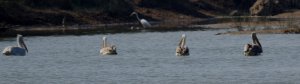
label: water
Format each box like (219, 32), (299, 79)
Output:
(0, 30), (299, 84)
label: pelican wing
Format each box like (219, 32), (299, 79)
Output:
(244, 44), (249, 52)
(2, 46), (26, 56)
(21, 40), (28, 52)
(100, 47), (117, 55)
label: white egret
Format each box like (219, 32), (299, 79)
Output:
(130, 12), (152, 28)
(176, 34), (189, 56)
(62, 16), (66, 28)
(2, 34), (28, 56)
(100, 36), (117, 55)
(244, 32), (263, 56)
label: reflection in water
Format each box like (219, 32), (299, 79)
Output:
(0, 30), (299, 83)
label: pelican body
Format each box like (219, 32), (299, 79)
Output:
(176, 34), (189, 56)
(130, 12), (152, 28)
(2, 34), (28, 56)
(244, 32), (263, 56)
(100, 37), (117, 55)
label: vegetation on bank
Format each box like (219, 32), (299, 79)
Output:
(1, 0), (298, 26)
(0, 0), (299, 35)
(0, 0), (134, 26)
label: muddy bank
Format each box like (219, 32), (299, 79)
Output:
(0, 22), (209, 38)
(0, 18), (232, 37)
(213, 16), (300, 35)
(1, 17), (299, 38)
(217, 28), (300, 35)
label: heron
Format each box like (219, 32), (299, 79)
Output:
(62, 16), (66, 28)
(244, 32), (263, 56)
(100, 36), (117, 55)
(2, 34), (28, 56)
(176, 34), (189, 56)
(130, 12), (152, 28)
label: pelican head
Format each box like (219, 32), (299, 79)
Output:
(180, 34), (186, 47)
(17, 34), (22, 37)
(251, 32), (257, 38)
(17, 34), (24, 42)
(182, 34), (186, 38)
(103, 36), (107, 41)
(244, 44), (251, 52)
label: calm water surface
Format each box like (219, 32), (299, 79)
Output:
(0, 30), (299, 84)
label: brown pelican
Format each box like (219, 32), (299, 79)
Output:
(130, 12), (152, 28)
(100, 36), (117, 55)
(244, 32), (263, 56)
(2, 34), (28, 56)
(176, 34), (189, 56)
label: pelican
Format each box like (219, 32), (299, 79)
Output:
(130, 12), (152, 28)
(244, 32), (263, 56)
(100, 36), (117, 55)
(176, 34), (189, 56)
(2, 34), (28, 56)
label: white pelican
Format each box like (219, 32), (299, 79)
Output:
(176, 34), (189, 56)
(244, 32), (263, 56)
(2, 34), (28, 56)
(100, 36), (117, 55)
(130, 12), (152, 28)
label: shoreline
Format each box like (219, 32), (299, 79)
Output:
(0, 24), (208, 38)
(1, 17), (299, 37)
(216, 28), (300, 35)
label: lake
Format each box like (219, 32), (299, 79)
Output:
(0, 30), (299, 84)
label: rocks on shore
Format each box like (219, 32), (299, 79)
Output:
(250, 0), (300, 16)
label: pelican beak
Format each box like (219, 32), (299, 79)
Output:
(22, 41), (28, 53)
(20, 38), (28, 53)
(24, 44), (28, 53)
(182, 34), (186, 38)
(180, 34), (186, 48)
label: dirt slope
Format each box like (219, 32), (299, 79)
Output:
(0, 0), (298, 27)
